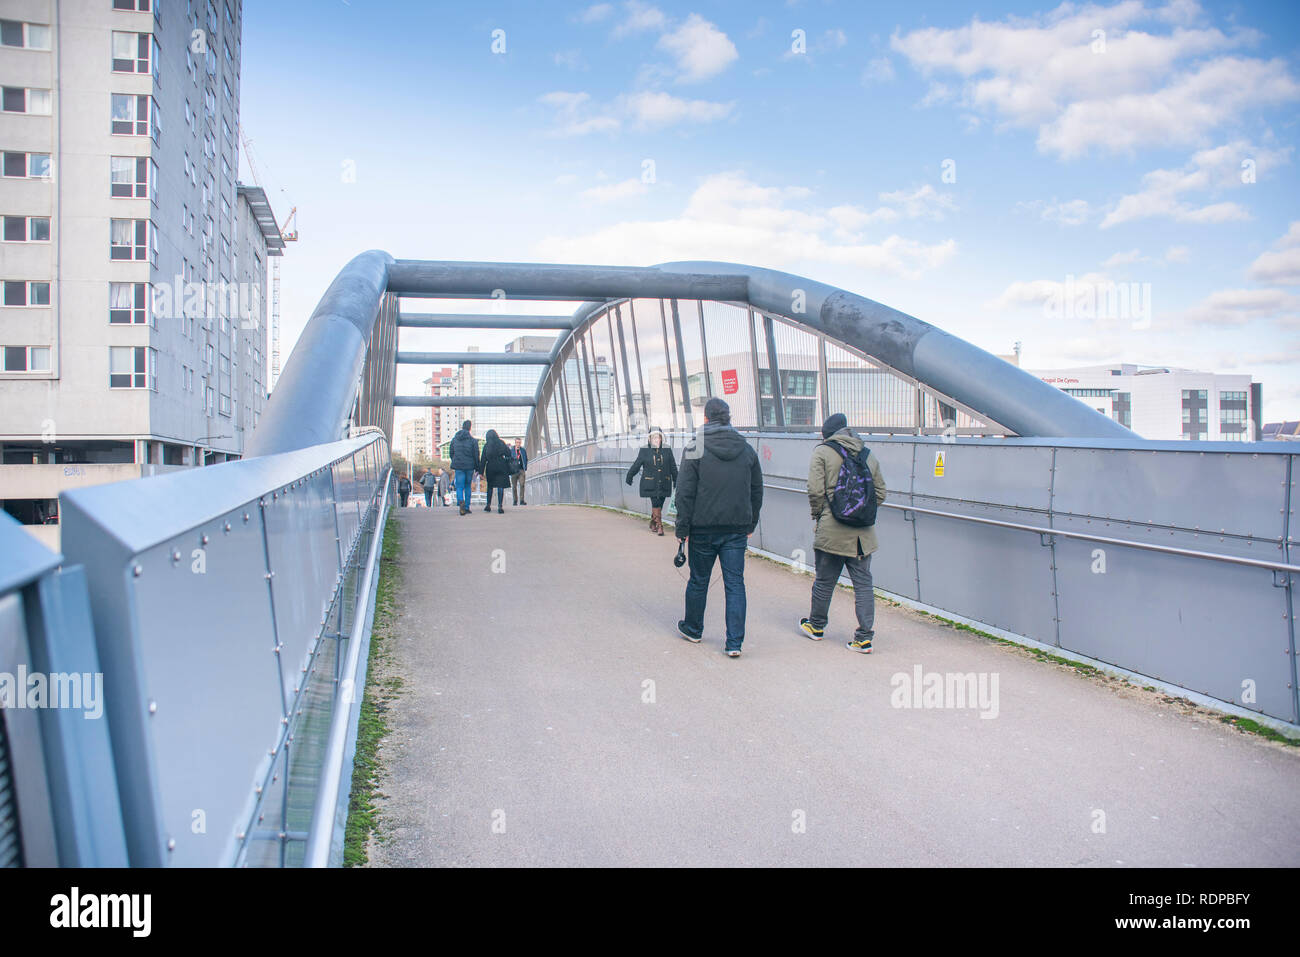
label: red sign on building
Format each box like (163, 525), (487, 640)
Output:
(721, 369), (739, 395)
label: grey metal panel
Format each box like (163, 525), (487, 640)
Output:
(912, 442), (1055, 512)
(0, 514), (61, 594)
(1052, 446), (1289, 540)
(263, 469), (342, 709)
(911, 504), (1060, 641)
(25, 567), (129, 866)
(127, 505), (282, 866)
(1054, 529), (1295, 723)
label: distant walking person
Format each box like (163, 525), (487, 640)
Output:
(419, 468), (437, 507)
(511, 437), (529, 505)
(450, 420), (480, 515)
(397, 473), (412, 508)
(479, 429), (513, 514)
(625, 427), (677, 535)
(674, 398), (763, 658)
(435, 467), (450, 506)
(801, 413), (887, 654)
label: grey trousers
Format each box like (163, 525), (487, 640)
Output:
(511, 471), (526, 504)
(808, 548), (874, 640)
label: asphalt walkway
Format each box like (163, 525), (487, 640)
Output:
(368, 503), (1300, 867)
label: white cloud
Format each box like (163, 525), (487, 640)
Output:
(613, 1), (667, 37)
(1164, 244), (1190, 262)
(537, 171), (957, 279)
(540, 89), (733, 134)
(877, 184), (956, 221)
(861, 57), (895, 83)
(580, 178), (650, 202)
(1248, 221), (1300, 285)
(1102, 249), (1145, 268)
(553, 50), (584, 70)
(1100, 141), (1289, 228)
(987, 272), (1111, 311)
(1183, 287), (1300, 326)
(578, 3), (613, 23)
(657, 13), (738, 82)
(890, 2), (1300, 158)
(623, 90), (734, 128)
(1019, 198), (1091, 226)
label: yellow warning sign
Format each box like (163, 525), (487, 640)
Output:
(934, 451), (945, 477)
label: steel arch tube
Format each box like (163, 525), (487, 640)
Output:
(247, 250), (394, 457)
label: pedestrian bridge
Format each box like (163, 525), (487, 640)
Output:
(2, 254), (1296, 867)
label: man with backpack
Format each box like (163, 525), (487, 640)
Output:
(801, 413), (887, 653)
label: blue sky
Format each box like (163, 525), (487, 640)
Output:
(238, 0), (1300, 425)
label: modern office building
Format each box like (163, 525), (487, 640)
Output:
(1027, 364), (1261, 441)
(0, 0), (282, 547)
(440, 337), (553, 448)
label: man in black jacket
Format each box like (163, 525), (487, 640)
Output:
(674, 397), (763, 657)
(449, 420), (480, 515)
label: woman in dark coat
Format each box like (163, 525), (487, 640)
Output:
(625, 427), (677, 535)
(479, 429), (514, 514)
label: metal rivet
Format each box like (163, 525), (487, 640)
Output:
(223, 521), (231, 533)
(243, 512), (250, 523)
(148, 701), (157, 714)
(201, 534), (209, 545)
(167, 838), (176, 851)
(171, 550), (181, 562)
(133, 564), (143, 577)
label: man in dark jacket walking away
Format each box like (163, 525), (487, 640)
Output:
(397, 473), (412, 508)
(801, 413), (887, 653)
(674, 398), (763, 658)
(418, 468), (437, 507)
(449, 420), (480, 515)
(511, 437), (528, 505)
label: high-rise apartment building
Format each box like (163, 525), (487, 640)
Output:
(0, 0), (284, 547)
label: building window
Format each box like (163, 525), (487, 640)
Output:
(110, 155), (154, 199)
(3, 281), (50, 306)
(110, 218), (149, 260)
(112, 0), (153, 10)
(110, 93), (156, 136)
(1, 21), (52, 50)
(2, 87), (52, 114)
(111, 31), (152, 73)
(109, 346), (155, 389)
(3, 345), (51, 373)
(3, 216), (50, 242)
(2, 151), (51, 178)
(109, 282), (149, 324)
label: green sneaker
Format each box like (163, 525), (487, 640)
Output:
(798, 618), (824, 641)
(846, 635), (873, 654)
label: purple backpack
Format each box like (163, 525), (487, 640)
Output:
(822, 442), (877, 527)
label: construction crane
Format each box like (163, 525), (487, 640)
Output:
(271, 206), (298, 387)
(239, 128), (298, 389)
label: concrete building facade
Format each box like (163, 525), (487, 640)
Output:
(1027, 364), (1261, 441)
(0, 0), (282, 547)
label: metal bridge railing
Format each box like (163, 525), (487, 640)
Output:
(47, 432), (393, 867)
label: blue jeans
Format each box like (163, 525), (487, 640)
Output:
(682, 531), (748, 650)
(454, 469), (472, 507)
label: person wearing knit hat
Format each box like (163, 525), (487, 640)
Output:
(801, 413), (888, 653)
(673, 395), (762, 657)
